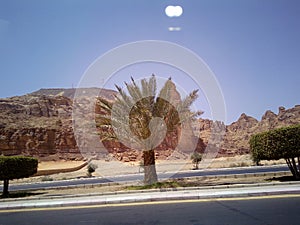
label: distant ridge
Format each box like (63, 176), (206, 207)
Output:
(30, 87), (117, 101)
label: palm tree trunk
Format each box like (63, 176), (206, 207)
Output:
(143, 149), (158, 185)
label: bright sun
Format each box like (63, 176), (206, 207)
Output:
(165, 5), (183, 17)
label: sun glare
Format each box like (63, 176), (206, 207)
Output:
(165, 5), (183, 17)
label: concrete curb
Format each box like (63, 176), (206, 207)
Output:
(1, 183), (300, 210)
(2, 179), (300, 202)
(0, 169), (294, 210)
(1, 180), (300, 208)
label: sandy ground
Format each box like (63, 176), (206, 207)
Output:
(38, 161), (85, 170)
(10, 172), (289, 199)
(7, 154), (286, 185)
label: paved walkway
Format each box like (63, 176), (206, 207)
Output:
(1, 182), (300, 210)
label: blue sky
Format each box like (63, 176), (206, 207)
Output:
(0, 0), (299, 124)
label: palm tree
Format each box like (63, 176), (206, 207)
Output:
(96, 75), (200, 185)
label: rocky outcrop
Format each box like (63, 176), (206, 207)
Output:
(0, 87), (299, 161)
(0, 93), (80, 160)
(0, 87), (205, 161)
(197, 105), (300, 157)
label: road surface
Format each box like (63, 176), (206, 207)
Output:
(1, 165), (289, 192)
(0, 195), (299, 225)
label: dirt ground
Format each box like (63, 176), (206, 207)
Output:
(11, 172), (291, 199)
(37, 154), (286, 171)
(38, 161), (84, 170)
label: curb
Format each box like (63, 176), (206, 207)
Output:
(1, 186), (300, 211)
(1, 179), (300, 203)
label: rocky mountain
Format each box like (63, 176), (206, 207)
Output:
(0, 88), (299, 161)
(30, 88), (116, 101)
(197, 105), (300, 157)
(0, 88), (115, 160)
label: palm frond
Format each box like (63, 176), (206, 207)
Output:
(95, 75), (201, 151)
(125, 81), (142, 103)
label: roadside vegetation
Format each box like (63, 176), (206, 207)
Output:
(87, 163), (98, 177)
(0, 156), (38, 197)
(190, 152), (202, 170)
(250, 124), (300, 179)
(126, 179), (210, 190)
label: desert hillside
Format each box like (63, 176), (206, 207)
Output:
(0, 87), (299, 161)
(197, 106), (300, 156)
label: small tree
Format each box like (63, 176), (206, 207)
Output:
(191, 152), (202, 170)
(0, 156), (38, 197)
(87, 163), (98, 177)
(250, 124), (300, 179)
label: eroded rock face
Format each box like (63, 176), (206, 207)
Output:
(0, 87), (204, 161)
(196, 105), (300, 157)
(0, 89), (111, 160)
(0, 94), (80, 160)
(0, 88), (299, 161)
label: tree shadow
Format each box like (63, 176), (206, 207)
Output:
(266, 175), (299, 182)
(1, 191), (46, 199)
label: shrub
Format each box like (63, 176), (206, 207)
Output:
(191, 152), (202, 170)
(0, 156), (38, 197)
(87, 163), (98, 177)
(250, 124), (300, 179)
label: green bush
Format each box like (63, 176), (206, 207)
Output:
(250, 124), (300, 178)
(0, 156), (38, 197)
(0, 156), (38, 180)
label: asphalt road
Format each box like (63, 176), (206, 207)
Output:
(2, 165), (289, 192)
(0, 195), (299, 225)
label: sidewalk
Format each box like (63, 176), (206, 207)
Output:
(1, 182), (300, 210)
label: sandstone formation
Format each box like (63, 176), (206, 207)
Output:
(197, 105), (300, 157)
(0, 87), (299, 161)
(0, 88), (115, 160)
